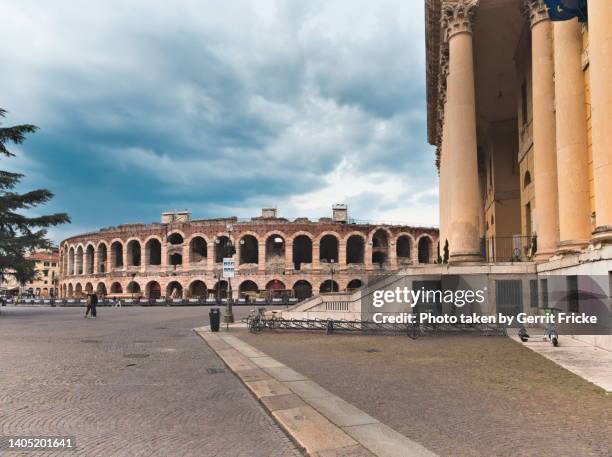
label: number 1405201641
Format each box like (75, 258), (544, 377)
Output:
(0, 436), (76, 451)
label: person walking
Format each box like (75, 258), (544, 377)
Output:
(85, 293), (92, 318)
(91, 292), (98, 318)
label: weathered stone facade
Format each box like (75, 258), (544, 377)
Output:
(427, 0), (612, 263)
(58, 208), (438, 300)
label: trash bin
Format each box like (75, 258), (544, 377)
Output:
(209, 307), (221, 332)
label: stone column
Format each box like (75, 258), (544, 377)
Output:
(338, 240), (347, 267)
(365, 241), (373, 271)
(312, 242), (320, 271)
(524, 0), (560, 259)
(258, 241), (266, 273)
(588, 0), (612, 242)
(285, 240), (294, 272)
(205, 240), (214, 271)
(182, 243), (190, 271)
(442, 0), (483, 263)
(161, 242), (168, 271)
(93, 249), (98, 275)
(388, 240), (397, 269)
(553, 19), (591, 252)
(122, 243), (128, 271)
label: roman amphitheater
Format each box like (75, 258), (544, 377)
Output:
(58, 206), (438, 301)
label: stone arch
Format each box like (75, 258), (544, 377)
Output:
(319, 280), (339, 293)
(110, 282), (123, 294)
(67, 283), (74, 298)
(127, 281), (141, 296)
(166, 281), (183, 299)
(346, 279), (363, 291)
(417, 235), (433, 264)
(239, 234), (259, 265)
(96, 282), (107, 296)
(75, 245), (84, 275)
(319, 233), (339, 263)
(396, 233), (414, 265)
(370, 228), (391, 266)
(265, 232), (286, 263)
(239, 280), (259, 297)
(167, 231), (184, 245)
(214, 234), (233, 263)
(213, 280), (229, 299)
(146, 281), (161, 299)
(266, 279), (286, 299)
(84, 282), (94, 294)
(292, 280), (312, 300)
(68, 246), (75, 275)
(169, 252), (183, 266)
(75, 283), (84, 298)
(189, 235), (208, 264)
(126, 239), (142, 267)
(346, 233), (365, 264)
(85, 244), (95, 274)
(96, 241), (108, 273)
(292, 234), (313, 270)
(189, 280), (208, 298)
(144, 236), (162, 266)
(110, 240), (124, 269)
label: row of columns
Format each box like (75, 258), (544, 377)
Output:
(63, 237), (434, 277)
(439, 0), (612, 263)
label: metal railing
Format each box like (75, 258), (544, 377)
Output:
(480, 235), (536, 263)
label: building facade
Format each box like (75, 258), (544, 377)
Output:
(58, 207), (438, 300)
(426, 0), (611, 268)
(0, 250), (60, 297)
(26, 250), (60, 297)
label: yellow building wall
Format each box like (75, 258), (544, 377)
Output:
(582, 26), (596, 228)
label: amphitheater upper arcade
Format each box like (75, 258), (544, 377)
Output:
(58, 208), (438, 300)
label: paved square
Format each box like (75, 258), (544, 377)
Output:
(237, 330), (612, 457)
(0, 306), (300, 457)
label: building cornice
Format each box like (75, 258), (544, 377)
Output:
(522, 0), (550, 29)
(442, 0), (479, 39)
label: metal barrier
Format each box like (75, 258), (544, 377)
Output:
(244, 315), (507, 339)
(5, 297), (299, 307)
(480, 235), (536, 262)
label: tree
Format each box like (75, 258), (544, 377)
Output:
(0, 109), (70, 286)
(442, 239), (449, 264)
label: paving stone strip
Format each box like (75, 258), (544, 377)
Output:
(194, 327), (438, 457)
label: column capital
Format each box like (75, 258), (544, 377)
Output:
(522, 0), (549, 29)
(442, 0), (479, 40)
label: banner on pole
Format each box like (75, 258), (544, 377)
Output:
(222, 258), (235, 278)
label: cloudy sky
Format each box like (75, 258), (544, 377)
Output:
(1, 0), (438, 244)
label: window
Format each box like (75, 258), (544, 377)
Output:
(540, 278), (549, 309)
(567, 275), (579, 313)
(529, 279), (539, 308)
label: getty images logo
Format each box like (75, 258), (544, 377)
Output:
(372, 286), (487, 308)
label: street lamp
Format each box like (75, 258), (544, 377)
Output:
(329, 259), (337, 293)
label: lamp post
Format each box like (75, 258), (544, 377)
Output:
(329, 259), (336, 292)
(216, 224), (236, 324)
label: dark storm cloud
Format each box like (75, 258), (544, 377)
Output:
(0, 0), (438, 242)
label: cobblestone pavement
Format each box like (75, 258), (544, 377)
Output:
(238, 331), (612, 457)
(0, 306), (301, 457)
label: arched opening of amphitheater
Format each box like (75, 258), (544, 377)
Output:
(372, 229), (389, 266)
(239, 235), (258, 265)
(418, 237), (432, 264)
(190, 280), (207, 299)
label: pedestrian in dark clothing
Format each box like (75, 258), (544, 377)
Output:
(85, 293), (92, 318)
(91, 293), (98, 318)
